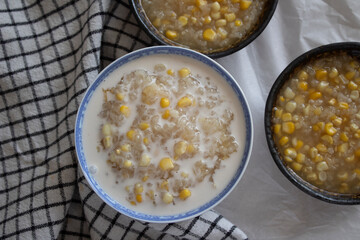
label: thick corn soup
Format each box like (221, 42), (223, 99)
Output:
(142, 0), (267, 52)
(82, 54), (246, 215)
(272, 53), (360, 194)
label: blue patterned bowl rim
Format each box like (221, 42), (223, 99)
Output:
(75, 46), (253, 223)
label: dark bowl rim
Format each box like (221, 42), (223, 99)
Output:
(130, 0), (278, 59)
(264, 42), (360, 205)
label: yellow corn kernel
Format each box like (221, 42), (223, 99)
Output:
(146, 189), (155, 200)
(123, 160), (133, 168)
(211, 1), (221, 11)
(240, 0), (252, 10)
(162, 109), (170, 119)
(211, 11), (221, 20)
(220, 5), (228, 14)
(309, 147), (318, 159)
(120, 105), (130, 117)
(181, 172), (189, 178)
(315, 69), (328, 81)
(160, 97), (170, 108)
(345, 71), (356, 80)
(125, 185), (131, 192)
(329, 67), (339, 78)
(178, 16), (188, 27)
(355, 148), (360, 157)
(338, 102), (349, 109)
(140, 154), (151, 167)
(130, 201), (136, 206)
(162, 192), (173, 204)
(165, 30), (178, 40)
(136, 194), (142, 203)
(159, 157), (174, 171)
(328, 98), (337, 105)
(279, 136), (289, 146)
(179, 189), (191, 200)
(298, 81), (308, 91)
(316, 161), (329, 171)
(152, 18), (161, 28)
(196, 0), (207, 7)
(178, 67), (190, 78)
(203, 15), (212, 24)
(203, 28), (216, 41)
(345, 155), (355, 163)
(298, 70), (308, 81)
(279, 96), (285, 102)
(225, 13), (236, 22)
(284, 148), (297, 159)
(102, 124), (112, 136)
(293, 139), (303, 150)
(103, 136), (112, 149)
(296, 153), (305, 163)
(115, 92), (124, 101)
(274, 108), (283, 118)
(307, 172), (318, 181)
(284, 156), (293, 163)
(142, 175), (149, 182)
(337, 171), (348, 181)
(215, 19), (227, 27)
(281, 113), (292, 122)
(115, 148), (121, 155)
(174, 141), (188, 157)
(348, 81), (358, 90)
(167, 69), (174, 76)
(325, 123), (337, 136)
(332, 116), (342, 126)
(314, 154), (324, 163)
(134, 183), (143, 194)
(121, 144), (131, 152)
(309, 91), (322, 100)
(314, 107), (322, 115)
(316, 143), (327, 152)
(291, 162), (303, 172)
(282, 122), (295, 134)
(139, 122), (150, 131)
(234, 19), (242, 26)
(177, 96), (193, 107)
(273, 124), (281, 135)
(312, 124), (320, 132)
(337, 143), (349, 153)
(160, 180), (169, 191)
(321, 135), (333, 144)
(126, 129), (136, 141)
(186, 144), (195, 154)
(143, 137), (149, 145)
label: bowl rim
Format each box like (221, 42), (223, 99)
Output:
(264, 42), (360, 205)
(75, 46), (254, 222)
(130, 0), (278, 58)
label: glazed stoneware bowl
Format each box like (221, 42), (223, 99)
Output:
(265, 42), (360, 204)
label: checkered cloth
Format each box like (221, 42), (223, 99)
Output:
(0, 0), (248, 239)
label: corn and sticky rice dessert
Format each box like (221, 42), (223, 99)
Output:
(272, 53), (360, 194)
(82, 54), (245, 215)
(141, 0), (267, 51)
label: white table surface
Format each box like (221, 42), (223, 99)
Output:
(214, 0), (360, 239)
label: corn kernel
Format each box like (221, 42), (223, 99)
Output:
(240, 0), (252, 10)
(284, 87), (295, 99)
(159, 157), (174, 171)
(307, 172), (318, 181)
(291, 162), (303, 172)
(177, 96), (193, 107)
(115, 92), (124, 101)
(354, 168), (360, 177)
(160, 180), (169, 191)
(139, 122), (150, 131)
(136, 194), (142, 203)
(162, 192), (173, 204)
(115, 148), (121, 155)
(284, 148), (297, 159)
(178, 16), (188, 27)
(121, 144), (131, 152)
(186, 144), (195, 154)
(203, 28), (216, 41)
(298, 81), (308, 91)
(234, 19), (242, 26)
(120, 105), (130, 117)
(285, 101), (297, 113)
(130, 201), (136, 206)
(179, 189), (191, 200)
(174, 141), (188, 157)
(282, 122), (295, 134)
(314, 154), (324, 163)
(126, 129), (136, 141)
(215, 19), (227, 27)
(337, 171), (348, 181)
(143, 137), (149, 145)
(152, 18), (161, 28)
(315, 69), (328, 81)
(167, 69), (174, 76)
(225, 13), (236, 22)
(217, 27), (228, 39)
(340, 132), (348, 142)
(321, 135), (333, 144)
(181, 172), (189, 178)
(332, 116), (342, 126)
(178, 67), (190, 78)
(160, 97), (170, 108)
(103, 136), (112, 149)
(162, 109), (170, 119)
(337, 143), (349, 153)
(203, 15), (212, 24)
(345, 155), (355, 163)
(279, 136), (289, 146)
(293, 139), (303, 150)
(296, 153), (305, 163)
(325, 123), (337, 136)
(139, 154), (151, 167)
(348, 81), (358, 90)
(211, 1), (221, 11)
(309, 147), (318, 159)
(273, 124), (281, 135)
(134, 183), (143, 194)
(329, 67), (339, 78)
(211, 11), (221, 20)
(274, 108), (283, 118)
(338, 102), (349, 109)
(328, 98), (337, 105)
(316, 161), (329, 171)
(309, 91), (322, 100)
(345, 71), (356, 80)
(298, 70), (308, 81)
(279, 96), (285, 102)
(316, 143), (327, 152)
(102, 124), (112, 136)
(165, 30), (178, 40)
(282, 113), (292, 121)
(142, 175), (149, 182)
(123, 160), (133, 168)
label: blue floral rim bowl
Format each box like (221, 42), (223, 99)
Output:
(75, 46), (253, 222)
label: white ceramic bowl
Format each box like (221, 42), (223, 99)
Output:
(75, 46), (253, 222)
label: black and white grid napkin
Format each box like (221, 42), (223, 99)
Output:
(0, 1), (248, 239)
